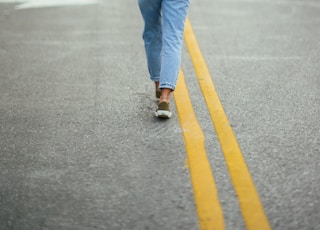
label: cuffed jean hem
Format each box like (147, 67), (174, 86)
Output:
(151, 76), (160, 82)
(159, 82), (175, 91)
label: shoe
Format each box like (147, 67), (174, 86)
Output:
(155, 101), (172, 118)
(156, 90), (161, 99)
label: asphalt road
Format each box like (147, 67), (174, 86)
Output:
(0, 0), (319, 230)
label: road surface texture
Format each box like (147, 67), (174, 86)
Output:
(0, 0), (319, 229)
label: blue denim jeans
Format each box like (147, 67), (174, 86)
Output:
(138, 0), (190, 90)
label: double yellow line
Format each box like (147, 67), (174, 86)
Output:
(174, 18), (272, 230)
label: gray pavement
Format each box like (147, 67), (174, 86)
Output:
(0, 0), (319, 230)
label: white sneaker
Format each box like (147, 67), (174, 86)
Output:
(155, 101), (172, 118)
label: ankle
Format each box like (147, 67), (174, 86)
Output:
(159, 96), (170, 103)
(155, 81), (160, 91)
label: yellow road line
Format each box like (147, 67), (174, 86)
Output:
(183, 17), (271, 230)
(174, 70), (225, 230)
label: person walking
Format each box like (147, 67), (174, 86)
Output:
(138, 0), (190, 118)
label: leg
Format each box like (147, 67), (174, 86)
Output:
(138, 0), (162, 83)
(155, 0), (190, 118)
(160, 0), (190, 91)
(159, 0), (190, 102)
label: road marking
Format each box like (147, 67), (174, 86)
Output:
(174, 70), (225, 230)
(183, 17), (272, 230)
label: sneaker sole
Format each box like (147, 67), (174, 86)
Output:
(155, 110), (172, 118)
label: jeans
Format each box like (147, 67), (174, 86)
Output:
(138, 0), (190, 90)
